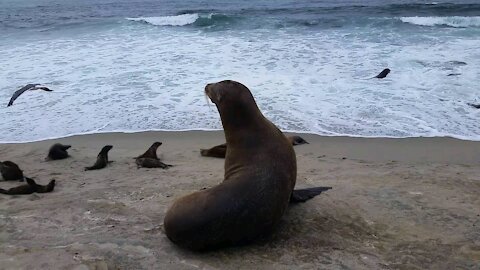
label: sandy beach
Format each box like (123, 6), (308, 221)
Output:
(0, 131), (479, 270)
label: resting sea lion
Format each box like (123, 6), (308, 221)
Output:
(135, 158), (172, 169)
(164, 80), (299, 251)
(46, 143), (71, 160)
(0, 161), (24, 181)
(0, 178), (55, 195)
(85, 145), (113, 171)
(289, 135), (309, 145)
(374, 68), (390, 79)
(135, 142), (162, 159)
(200, 143), (227, 158)
(200, 135), (308, 158)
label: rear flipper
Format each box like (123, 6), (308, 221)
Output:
(0, 188), (8, 194)
(290, 187), (332, 203)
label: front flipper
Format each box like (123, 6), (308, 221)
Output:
(290, 187), (332, 203)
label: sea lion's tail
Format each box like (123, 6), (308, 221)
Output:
(290, 187), (332, 203)
(0, 188), (8, 194)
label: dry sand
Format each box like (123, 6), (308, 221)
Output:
(0, 131), (479, 270)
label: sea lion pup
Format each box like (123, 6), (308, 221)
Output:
(135, 142), (162, 159)
(135, 158), (172, 169)
(84, 145), (113, 171)
(200, 135), (308, 158)
(164, 80), (297, 251)
(0, 161), (24, 181)
(374, 68), (390, 79)
(199, 143), (227, 158)
(0, 178), (55, 195)
(46, 143), (71, 160)
(288, 135), (309, 145)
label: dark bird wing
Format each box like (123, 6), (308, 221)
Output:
(34, 86), (53, 92)
(7, 84), (40, 107)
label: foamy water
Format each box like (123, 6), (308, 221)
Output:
(1, 0), (479, 142)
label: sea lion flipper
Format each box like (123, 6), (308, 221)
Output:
(0, 188), (7, 194)
(290, 187), (332, 203)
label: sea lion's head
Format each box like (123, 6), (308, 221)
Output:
(100, 145), (113, 154)
(205, 80), (262, 130)
(205, 80), (256, 108)
(151, 142), (162, 148)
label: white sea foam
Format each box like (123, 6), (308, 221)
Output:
(400, 16), (480, 28)
(126, 14), (200, 26)
(0, 26), (479, 142)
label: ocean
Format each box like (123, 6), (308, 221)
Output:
(1, 0), (479, 142)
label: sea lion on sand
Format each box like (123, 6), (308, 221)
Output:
(135, 158), (172, 169)
(164, 80), (298, 251)
(46, 143), (71, 160)
(374, 68), (390, 79)
(135, 142), (162, 159)
(85, 145), (113, 171)
(0, 161), (24, 181)
(200, 143), (227, 158)
(0, 178), (55, 195)
(200, 135), (309, 158)
(288, 135), (309, 145)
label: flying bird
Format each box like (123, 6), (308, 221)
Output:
(7, 84), (53, 107)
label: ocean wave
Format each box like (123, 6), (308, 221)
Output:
(126, 14), (199, 26)
(400, 16), (480, 28)
(126, 13), (236, 27)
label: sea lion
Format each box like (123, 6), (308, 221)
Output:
(288, 135), (309, 145)
(84, 145), (113, 171)
(467, 103), (480, 109)
(0, 161), (24, 181)
(135, 158), (172, 169)
(164, 80), (298, 251)
(200, 135), (308, 158)
(7, 84), (53, 107)
(135, 142), (162, 159)
(374, 68), (390, 79)
(200, 143), (227, 158)
(0, 178), (55, 195)
(46, 143), (71, 160)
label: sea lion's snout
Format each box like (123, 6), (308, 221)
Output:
(205, 83), (220, 104)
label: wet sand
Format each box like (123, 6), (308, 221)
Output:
(0, 131), (479, 269)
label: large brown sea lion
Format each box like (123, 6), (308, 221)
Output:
(0, 161), (24, 181)
(200, 135), (309, 158)
(85, 145), (113, 171)
(0, 178), (55, 195)
(46, 143), (71, 160)
(164, 80), (316, 251)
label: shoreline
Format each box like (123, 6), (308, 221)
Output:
(3, 130), (480, 164)
(2, 128), (480, 145)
